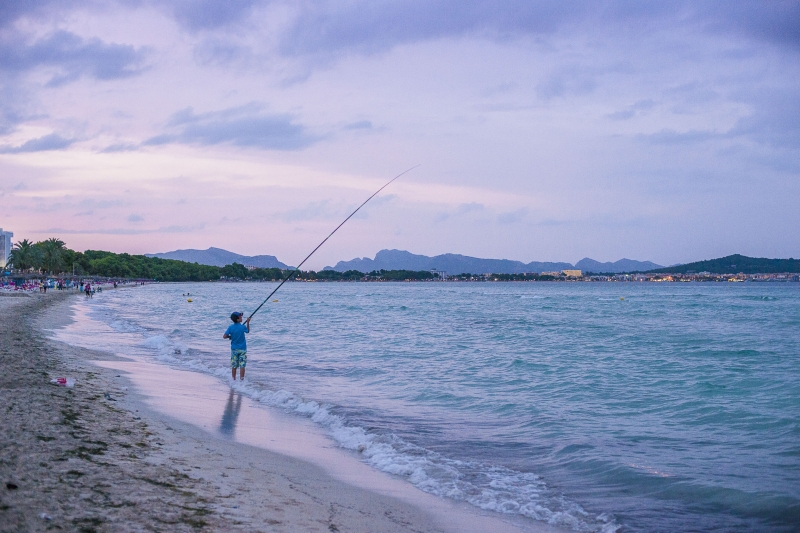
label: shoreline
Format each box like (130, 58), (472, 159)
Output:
(2, 291), (560, 532)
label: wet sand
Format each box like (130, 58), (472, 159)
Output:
(1, 291), (561, 533)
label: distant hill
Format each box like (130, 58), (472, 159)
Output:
(648, 254), (800, 274)
(324, 249), (659, 274)
(146, 247), (291, 269)
(575, 257), (663, 273)
(146, 246), (666, 275)
(325, 249), (571, 274)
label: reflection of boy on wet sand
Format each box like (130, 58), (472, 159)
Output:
(219, 390), (243, 436)
(223, 312), (250, 380)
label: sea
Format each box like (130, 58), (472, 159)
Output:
(54, 282), (800, 532)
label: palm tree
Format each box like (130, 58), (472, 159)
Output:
(8, 239), (38, 271)
(38, 238), (66, 274)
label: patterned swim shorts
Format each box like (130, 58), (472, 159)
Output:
(230, 349), (247, 369)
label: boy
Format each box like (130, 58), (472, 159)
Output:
(223, 312), (251, 380)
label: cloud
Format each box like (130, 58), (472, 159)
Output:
(274, 1), (800, 60)
(127, 214), (144, 223)
(699, 2), (800, 50)
(37, 224), (205, 235)
(0, 103), (25, 136)
(497, 207), (528, 224)
(0, 133), (75, 153)
(0, 31), (147, 86)
(20, 198), (127, 214)
(435, 202), (485, 222)
(637, 91), (800, 150)
(457, 202), (485, 214)
(728, 91), (800, 149)
(351, 193), (398, 220)
(536, 68), (597, 100)
(168, 0), (261, 31)
(0, 0), (65, 30)
(100, 143), (139, 153)
(608, 99), (656, 121)
(143, 104), (318, 150)
(343, 120), (373, 130)
(193, 38), (252, 65)
(280, 200), (339, 222)
(640, 129), (718, 145)
(277, 1), (583, 57)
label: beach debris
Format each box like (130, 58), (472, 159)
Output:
(104, 392), (117, 401)
(39, 513), (52, 521)
(6, 482), (18, 490)
(50, 377), (75, 388)
(357, 444), (366, 453)
(174, 348), (182, 354)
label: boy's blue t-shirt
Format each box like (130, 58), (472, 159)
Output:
(225, 323), (248, 350)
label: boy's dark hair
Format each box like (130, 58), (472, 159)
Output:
(230, 312), (242, 322)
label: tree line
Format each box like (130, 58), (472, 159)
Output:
(8, 239), (225, 281)
(647, 254), (800, 275)
(5, 240), (447, 282)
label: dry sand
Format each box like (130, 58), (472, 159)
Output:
(1, 291), (560, 533)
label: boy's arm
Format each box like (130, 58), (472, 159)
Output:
(223, 325), (231, 339)
(245, 317), (251, 333)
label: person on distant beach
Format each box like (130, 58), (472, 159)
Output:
(85, 283), (91, 298)
(223, 312), (251, 380)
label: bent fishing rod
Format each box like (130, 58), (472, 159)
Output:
(247, 165), (420, 320)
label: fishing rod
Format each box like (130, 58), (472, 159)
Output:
(247, 165), (420, 320)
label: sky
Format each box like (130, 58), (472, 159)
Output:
(1, 0), (798, 269)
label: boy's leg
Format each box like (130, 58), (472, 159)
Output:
(231, 367), (237, 380)
(239, 351), (246, 380)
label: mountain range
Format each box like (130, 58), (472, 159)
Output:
(574, 257), (664, 273)
(324, 249), (662, 274)
(145, 247), (662, 274)
(145, 247), (291, 269)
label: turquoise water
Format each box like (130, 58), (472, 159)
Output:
(64, 282), (800, 532)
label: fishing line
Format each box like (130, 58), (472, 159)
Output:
(247, 165), (420, 320)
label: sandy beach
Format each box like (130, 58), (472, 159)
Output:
(1, 290), (557, 533)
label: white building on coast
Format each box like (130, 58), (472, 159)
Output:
(0, 228), (12, 269)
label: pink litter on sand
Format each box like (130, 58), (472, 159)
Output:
(51, 377), (75, 388)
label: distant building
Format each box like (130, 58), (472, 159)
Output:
(429, 269), (447, 280)
(562, 269), (582, 277)
(245, 265), (258, 271)
(541, 271), (562, 277)
(0, 228), (12, 269)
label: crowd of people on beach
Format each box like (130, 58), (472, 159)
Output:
(1, 278), (128, 293)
